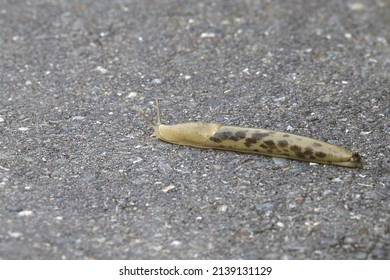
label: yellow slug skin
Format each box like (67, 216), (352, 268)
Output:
(138, 100), (361, 168)
(156, 124), (361, 167)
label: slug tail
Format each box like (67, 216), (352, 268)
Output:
(330, 152), (361, 168)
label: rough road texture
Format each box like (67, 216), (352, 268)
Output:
(0, 0), (389, 259)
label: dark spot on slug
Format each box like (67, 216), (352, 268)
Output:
(235, 131), (246, 139)
(210, 131), (234, 142)
(303, 147), (313, 155)
(278, 140), (289, 147)
(290, 145), (302, 152)
(283, 134), (290, 137)
(313, 142), (322, 147)
(252, 132), (270, 140)
(264, 140), (276, 149)
(244, 132), (270, 147)
(229, 136), (239, 141)
(315, 151), (326, 158)
(210, 137), (222, 143)
(244, 138), (257, 147)
(260, 144), (268, 149)
(253, 149), (259, 152)
(229, 131), (246, 141)
(290, 145), (306, 158)
(295, 152), (306, 159)
(220, 131), (234, 139)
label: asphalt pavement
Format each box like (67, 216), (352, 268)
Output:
(0, 0), (389, 259)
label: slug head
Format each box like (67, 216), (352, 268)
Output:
(137, 99), (221, 144)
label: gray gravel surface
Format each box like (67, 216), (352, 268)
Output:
(0, 0), (389, 259)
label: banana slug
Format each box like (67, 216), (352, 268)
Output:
(137, 100), (361, 168)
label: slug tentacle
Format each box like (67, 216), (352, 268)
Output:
(136, 108), (157, 128)
(136, 99), (162, 137)
(137, 100), (361, 168)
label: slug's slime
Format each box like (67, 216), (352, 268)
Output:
(137, 100), (361, 168)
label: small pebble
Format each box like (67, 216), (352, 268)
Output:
(9, 232), (23, 238)
(96, 66), (108, 73)
(354, 252), (367, 259)
(276, 222), (285, 228)
(132, 157), (142, 164)
(18, 210), (33, 217)
(171, 240), (182, 246)
(151, 78), (163, 85)
(6, 204), (23, 212)
(332, 177), (343, 183)
(72, 116), (84, 121)
(255, 202), (275, 213)
(127, 92), (137, 98)
(161, 184), (176, 193)
(200, 32), (216, 38)
(347, 3), (366, 11)
(217, 205), (228, 212)
(272, 157), (288, 165)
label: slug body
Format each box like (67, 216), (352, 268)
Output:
(138, 100), (361, 168)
